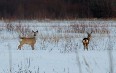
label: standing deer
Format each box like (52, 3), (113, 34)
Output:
(18, 30), (38, 50)
(82, 32), (92, 50)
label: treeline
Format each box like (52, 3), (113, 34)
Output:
(0, 0), (115, 19)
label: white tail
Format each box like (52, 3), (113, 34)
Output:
(18, 30), (38, 50)
(82, 32), (92, 50)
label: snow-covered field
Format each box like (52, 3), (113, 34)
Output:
(0, 20), (116, 73)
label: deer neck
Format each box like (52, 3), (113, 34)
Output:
(87, 36), (91, 41)
(33, 35), (37, 39)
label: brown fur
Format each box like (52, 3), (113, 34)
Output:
(18, 30), (38, 50)
(82, 32), (92, 50)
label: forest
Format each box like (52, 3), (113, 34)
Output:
(0, 0), (115, 19)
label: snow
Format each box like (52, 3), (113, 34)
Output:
(0, 20), (116, 73)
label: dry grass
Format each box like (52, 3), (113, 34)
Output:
(70, 24), (110, 34)
(0, 20), (115, 52)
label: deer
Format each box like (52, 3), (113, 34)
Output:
(82, 32), (92, 51)
(18, 30), (38, 50)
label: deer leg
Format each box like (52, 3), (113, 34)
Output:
(87, 47), (88, 51)
(31, 44), (35, 50)
(18, 44), (22, 50)
(18, 42), (24, 50)
(83, 43), (85, 50)
(86, 44), (88, 51)
(84, 44), (87, 51)
(84, 46), (86, 50)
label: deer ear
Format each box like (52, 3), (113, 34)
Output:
(91, 31), (93, 34)
(36, 30), (38, 33)
(86, 32), (89, 34)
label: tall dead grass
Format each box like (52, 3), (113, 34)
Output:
(0, 20), (115, 52)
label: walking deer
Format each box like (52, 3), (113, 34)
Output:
(82, 32), (92, 50)
(18, 30), (38, 50)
